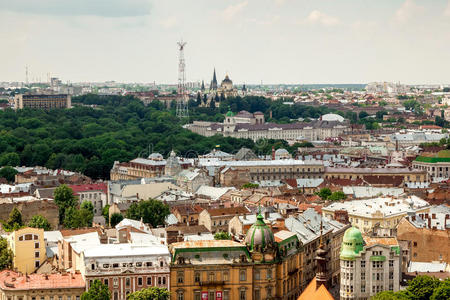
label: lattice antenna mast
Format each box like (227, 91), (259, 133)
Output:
(176, 40), (189, 118)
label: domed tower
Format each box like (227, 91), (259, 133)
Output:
(165, 150), (181, 176)
(244, 213), (275, 262)
(221, 74), (233, 91)
(340, 227), (364, 299)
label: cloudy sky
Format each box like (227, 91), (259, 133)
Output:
(1, 0), (449, 84)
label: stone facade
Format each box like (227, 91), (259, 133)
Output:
(0, 200), (59, 230)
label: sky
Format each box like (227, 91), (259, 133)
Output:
(1, 0), (450, 85)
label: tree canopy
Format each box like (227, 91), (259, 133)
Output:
(127, 287), (169, 300)
(81, 279), (110, 300)
(214, 232), (232, 240)
(54, 184), (77, 223)
(28, 215), (52, 231)
(0, 237), (12, 270)
(0, 166), (18, 183)
(126, 199), (170, 228)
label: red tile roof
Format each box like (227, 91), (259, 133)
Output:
(0, 270), (85, 290)
(206, 206), (250, 217)
(68, 183), (107, 195)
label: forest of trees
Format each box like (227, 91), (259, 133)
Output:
(0, 94), (323, 180)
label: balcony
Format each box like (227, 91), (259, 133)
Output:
(199, 280), (225, 286)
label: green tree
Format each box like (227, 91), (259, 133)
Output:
(0, 153), (20, 167)
(328, 191), (346, 201)
(0, 166), (18, 183)
(0, 237), (13, 270)
(81, 279), (111, 300)
(63, 206), (93, 229)
(28, 215), (52, 231)
(126, 199), (170, 228)
(81, 201), (94, 213)
(110, 213), (124, 228)
(214, 231), (232, 240)
(127, 287), (170, 300)
(359, 111), (369, 119)
(7, 207), (23, 230)
(406, 275), (440, 300)
(242, 182), (259, 189)
(431, 278), (450, 300)
(54, 185), (77, 223)
(102, 204), (110, 225)
(316, 188), (332, 200)
(370, 291), (409, 300)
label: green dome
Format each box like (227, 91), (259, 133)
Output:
(245, 213), (274, 252)
(340, 226), (364, 260)
(226, 110), (235, 117)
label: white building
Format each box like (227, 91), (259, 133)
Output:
(340, 227), (402, 300)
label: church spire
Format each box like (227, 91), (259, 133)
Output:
(201, 80), (205, 91)
(315, 218), (329, 289)
(211, 68), (218, 90)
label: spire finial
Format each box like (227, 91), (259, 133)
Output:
(319, 217), (324, 248)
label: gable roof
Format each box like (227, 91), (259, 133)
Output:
(298, 278), (334, 300)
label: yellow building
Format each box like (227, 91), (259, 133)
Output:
(169, 214), (303, 300)
(7, 227), (46, 274)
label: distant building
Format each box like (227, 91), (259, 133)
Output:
(412, 150), (450, 179)
(14, 94), (71, 109)
(324, 166), (428, 183)
(396, 205), (450, 263)
(323, 196), (430, 233)
(339, 227), (402, 299)
(69, 183), (107, 216)
(7, 227), (46, 274)
(187, 110), (350, 142)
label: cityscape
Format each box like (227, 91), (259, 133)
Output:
(0, 1), (450, 300)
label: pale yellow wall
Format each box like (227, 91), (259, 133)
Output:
(7, 227), (45, 274)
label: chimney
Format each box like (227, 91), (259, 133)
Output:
(272, 147), (275, 160)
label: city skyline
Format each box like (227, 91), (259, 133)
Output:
(1, 0), (450, 84)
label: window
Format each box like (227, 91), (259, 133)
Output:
(35, 242), (39, 249)
(361, 273), (365, 280)
(389, 260), (394, 267)
(255, 269), (260, 280)
(147, 277), (152, 285)
(163, 277), (166, 285)
(138, 277), (143, 286)
(223, 271), (229, 282)
(266, 268), (272, 279)
(114, 292), (118, 300)
(194, 292), (201, 300)
(160, 261), (164, 267)
(35, 251), (40, 258)
(240, 270), (246, 281)
(158, 277), (162, 285)
(35, 260), (40, 268)
(113, 278), (118, 287)
(177, 292), (184, 300)
(389, 272), (394, 280)
(223, 290), (230, 300)
(113, 263), (119, 268)
(146, 262), (153, 267)
(209, 272), (215, 282)
(254, 289), (261, 300)
(389, 283), (394, 291)
(68, 297), (71, 300)
(126, 277), (131, 287)
(136, 262), (142, 267)
(240, 290), (246, 300)
(361, 285), (365, 293)
(104, 279), (109, 286)
(178, 272), (184, 284)
(361, 261), (365, 268)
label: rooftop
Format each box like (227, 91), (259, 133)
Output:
(83, 243), (169, 258)
(0, 270), (85, 291)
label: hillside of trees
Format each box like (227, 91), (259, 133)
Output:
(0, 94), (315, 180)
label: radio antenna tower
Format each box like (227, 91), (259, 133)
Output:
(25, 66), (29, 86)
(176, 40), (189, 119)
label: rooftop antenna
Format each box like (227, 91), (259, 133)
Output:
(25, 66), (29, 86)
(176, 39), (189, 119)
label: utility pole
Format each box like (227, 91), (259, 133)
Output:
(176, 40), (189, 119)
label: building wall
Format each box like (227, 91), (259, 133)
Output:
(397, 218), (450, 263)
(324, 169), (427, 183)
(0, 287), (85, 300)
(340, 245), (401, 300)
(0, 201), (59, 230)
(412, 161), (450, 178)
(14, 94), (71, 110)
(7, 227), (46, 274)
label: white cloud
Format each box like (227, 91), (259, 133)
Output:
(159, 16), (178, 29)
(304, 10), (340, 26)
(393, 0), (423, 24)
(222, 1), (248, 21)
(444, 0), (450, 17)
(247, 15), (280, 26)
